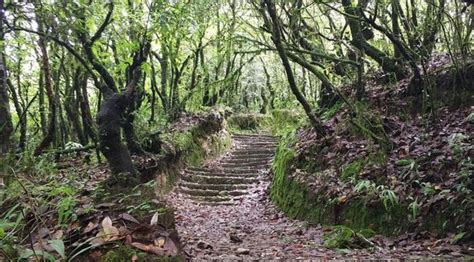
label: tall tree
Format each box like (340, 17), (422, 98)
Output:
(33, 3), (58, 155)
(0, 0), (13, 155)
(260, 0), (326, 136)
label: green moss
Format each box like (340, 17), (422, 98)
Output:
(345, 102), (391, 149)
(341, 159), (365, 180)
(163, 125), (231, 167)
(227, 113), (271, 131)
(271, 131), (409, 236)
(102, 246), (141, 262)
(269, 109), (303, 136)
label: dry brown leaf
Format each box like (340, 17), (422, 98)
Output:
(52, 230), (63, 240)
(119, 213), (140, 224)
(84, 221), (98, 234)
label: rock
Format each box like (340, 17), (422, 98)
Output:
(236, 248), (250, 255)
(197, 240), (213, 249)
(294, 228), (303, 235)
(220, 255), (241, 260)
(230, 232), (243, 243)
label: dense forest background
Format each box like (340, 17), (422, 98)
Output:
(0, 0), (473, 260)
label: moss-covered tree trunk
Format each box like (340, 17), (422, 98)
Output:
(341, 0), (406, 80)
(97, 91), (138, 175)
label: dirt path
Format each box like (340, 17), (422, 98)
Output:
(166, 134), (468, 260)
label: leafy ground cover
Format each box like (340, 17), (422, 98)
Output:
(270, 58), (473, 254)
(0, 112), (228, 261)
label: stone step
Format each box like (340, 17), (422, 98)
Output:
(180, 182), (250, 191)
(225, 154), (274, 160)
(234, 141), (278, 146)
(231, 149), (276, 155)
(216, 168), (265, 174)
(181, 174), (258, 184)
(219, 163), (270, 169)
(221, 159), (272, 165)
(188, 195), (244, 202)
(180, 187), (248, 197)
(179, 134), (277, 205)
(235, 141), (277, 146)
(187, 167), (263, 175)
(193, 201), (235, 206)
(232, 134), (276, 140)
(184, 170), (260, 177)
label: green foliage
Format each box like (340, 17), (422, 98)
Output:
(466, 113), (474, 124)
(347, 102), (391, 149)
(48, 239), (66, 259)
(271, 132), (298, 200)
(57, 196), (77, 225)
(11, 151), (58, 177)
(226, 109), (302, 136)
(380, 189), (399, 210)
(408, 197), (421, 220)
(227, 113), (271, 132)
(101, 245), (143, 262)
(323, 225), (354, 249)
(321, 101), (344, 121)
(19, 249), (57, 261)
(341, 159), (364, 180)
(323, 225), (375, 249)
(269, 109), (303, 136)
(0, 203), (23, 259)
(162, 123), (231, 167)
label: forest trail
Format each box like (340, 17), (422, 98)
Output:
(167, 134), (332, 259)
(166, 134), (467, 260)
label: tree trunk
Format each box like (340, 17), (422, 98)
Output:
(34, 10), (57, 155)
(391, 0), (402, 60)
(7, 78), (24, 151)
(0, 0), (13, 154)
(65, 68), (87, 145)
(97, 91), (138, 175)
(261, 60), (272, 113)
(341, 0), (406, 80)
(421, 0), (445, 56)
(264, 0), (326, 136)
(38, 69), (47, 135)
(122, 91), (146, 155)
(78, 74), (96, 143)
(13, 53), (27, 151)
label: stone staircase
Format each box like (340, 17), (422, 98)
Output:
(178, 134), (278, 205)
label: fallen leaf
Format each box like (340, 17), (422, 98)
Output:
(52, 230), (63, 240)
(97, 216), (120, 242)
(154, 237), (166, 247)
(130, 242), (170, 256)
(96, 203), (115, 209)
(119, 213), (140, 224)
(84, 221), (98, 234)
(150, 212), (159, 226)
